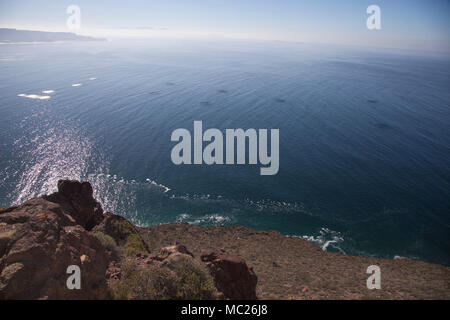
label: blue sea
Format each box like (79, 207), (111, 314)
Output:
(0, 39), (449, 265)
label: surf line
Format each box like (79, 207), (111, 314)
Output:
(170, 121), (279, 175)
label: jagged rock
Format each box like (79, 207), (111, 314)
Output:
(92, 212), (149, 255)
(144, 243), (195, 270)
(0, 180), (110, 299)
(44, 180), (104, 230)
(1, 179), (261, 300)
(201, 249), (257, 300)
(154, 242), (193, 261)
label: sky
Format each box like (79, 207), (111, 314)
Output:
(0, 0), (449, 53)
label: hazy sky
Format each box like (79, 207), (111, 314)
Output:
(0, 0), (449, 52)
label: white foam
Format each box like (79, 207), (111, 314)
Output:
(176, 213), (232, 225)
(72, 83), (82, 87)
(146, 178), (171, 193)
(42, 90), (55, 94)
(292, 228), (346, 254)
(176, 213), (191, 222)
(89, 77), (97, 80)
(17, 93), (51, 100)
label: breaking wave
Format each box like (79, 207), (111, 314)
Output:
(175, 213), (233, 225)
(87, 174), (171, 225)
(169, 193), (308, 215)
(293, 228), (346, 254)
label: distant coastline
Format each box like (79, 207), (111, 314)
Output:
(0, 28), (106, 44)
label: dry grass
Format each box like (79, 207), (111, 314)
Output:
(139, 223), (450, 300)
(108, 257), (216, 300)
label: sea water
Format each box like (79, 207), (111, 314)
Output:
(0, 39), (449, 265)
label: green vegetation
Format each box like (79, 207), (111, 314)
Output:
(109, 258), (216, 300)
(98, 216), (148, 255)
(94, 231), (120, 256)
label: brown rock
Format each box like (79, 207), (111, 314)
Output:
(145, 242), (194, 266)
(157, 242), (193, 260)
(0, 181), (110, 299)
(201, 249), (257, 300)
(43, 179), (104, 230)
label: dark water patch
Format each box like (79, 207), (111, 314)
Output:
(275, 98), (286, 103)
(367, 99), (378, 104)
(149, 91), (161, 95)
(200, 101), (212, 106)
(374, 123), (393, 130)
(217, 89), (228, 93)
(166, 82), (175, 86)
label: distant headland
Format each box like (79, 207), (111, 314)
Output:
(0, 28), (106, 44)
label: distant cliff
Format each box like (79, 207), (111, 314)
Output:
(0, 28), (106, 43)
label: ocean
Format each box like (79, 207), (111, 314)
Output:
(0, 39), (449, 265)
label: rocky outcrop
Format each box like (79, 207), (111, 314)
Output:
(141, 243), (197, 271)
(201, 249), (257, 300)
(1, 178), (449, 300)
(150, 243), (193, 261)
(0, 180), (109, 299)
(0, 179), (260, 300)
(44, 180), (104, 230)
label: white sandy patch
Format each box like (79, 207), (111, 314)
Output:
(72, 83), (82, 87)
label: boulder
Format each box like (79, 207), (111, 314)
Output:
(0, 195), (109, 299)
(145, 242), (195, 270)
(44, 179), (104, 230)
(155, 242), (193, 261)
(201, 249), (257, 300)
